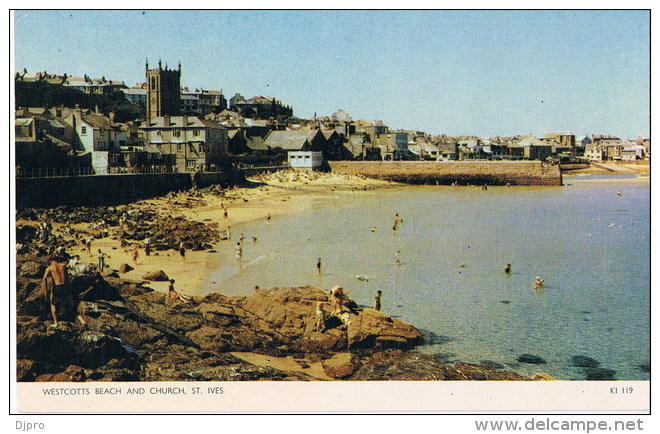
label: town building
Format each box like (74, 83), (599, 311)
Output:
(229, 94), (293, 119)
(287, 151), (323, 169)
(508, 135), (553, 161)
(63, 108), (126, 174)
(261, 130), (327, 155)
(540, 132), (576, 155)
(140, 115), (228, 172)
(146, 59), (182, 118)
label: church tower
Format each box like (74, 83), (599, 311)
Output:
(145, 59), (181, 118)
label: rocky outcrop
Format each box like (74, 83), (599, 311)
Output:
(235, 286), (423, 352)
(15, 255), (533, 382)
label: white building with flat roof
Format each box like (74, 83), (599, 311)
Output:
(287, 151), (323, 169)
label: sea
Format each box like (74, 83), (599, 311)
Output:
(199, 173), (650, 380)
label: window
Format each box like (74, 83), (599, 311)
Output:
(156, 130), (162, 137)
(177, 144), (182, 152)
(173, 130), (181, 138)
(193, 129), (200, 137)
(81, 126), (87, 135)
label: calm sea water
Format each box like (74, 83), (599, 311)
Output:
(199, 174), (650, 380)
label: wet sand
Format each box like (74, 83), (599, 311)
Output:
(58, 171), (398, 297)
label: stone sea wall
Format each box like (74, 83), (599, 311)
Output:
(329, 161), (562, 186)
(16, 172), (229, 209)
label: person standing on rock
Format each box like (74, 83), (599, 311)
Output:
(374, 290), (382, 311)
(42, 256), (68, 328)
(315, 301), (328, 332)
(330, 285), (345, 314)
(144, 237), (151, 256)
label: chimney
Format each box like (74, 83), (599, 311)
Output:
(182, 114), (188, 126)
(163, 115), (170, 126)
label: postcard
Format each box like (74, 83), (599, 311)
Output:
(9, 8), (652, 421)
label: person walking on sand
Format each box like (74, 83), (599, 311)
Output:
(86, 238), (92, 255)
(392, 212), (401, 231)
(317, 258), (322, 274)
(96, 249), (107, 272)
(131, 249), (139, 265)
(374, 290), (382, 311)
(41, 256), (68, 328)
(235, 242), (243, 263)
(178, 241), (186, 261)
(504, 264), (512, 274)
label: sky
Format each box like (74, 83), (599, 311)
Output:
(12, 10), (651, 139)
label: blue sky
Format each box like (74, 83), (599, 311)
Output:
(13, 10), (650, 138)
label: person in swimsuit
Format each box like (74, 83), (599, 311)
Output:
(42, 256), (68, 328)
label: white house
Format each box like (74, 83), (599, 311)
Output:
(64, 109), (125, 174)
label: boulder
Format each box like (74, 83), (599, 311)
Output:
(584, 367), (616, 380)
(346, 308), (423, 349)
(118, 263), (134, 274)
(571, 355), (600, 368)
(517, 354), (546, 364)
(322, 353), (357, 379)
(142, 270), (169, 281)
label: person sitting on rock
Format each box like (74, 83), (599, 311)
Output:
(167, 279), (190, 305)
(330, 285), (353, 326)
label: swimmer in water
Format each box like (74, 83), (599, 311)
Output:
(534, 276), (544, 289)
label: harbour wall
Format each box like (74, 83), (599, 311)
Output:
(328, 161), (562, 186)
(16, 171), (229, 209)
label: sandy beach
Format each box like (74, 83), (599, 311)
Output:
(42, 170), (399, 297)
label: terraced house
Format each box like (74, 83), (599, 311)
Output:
(140, 115), (228, 172)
